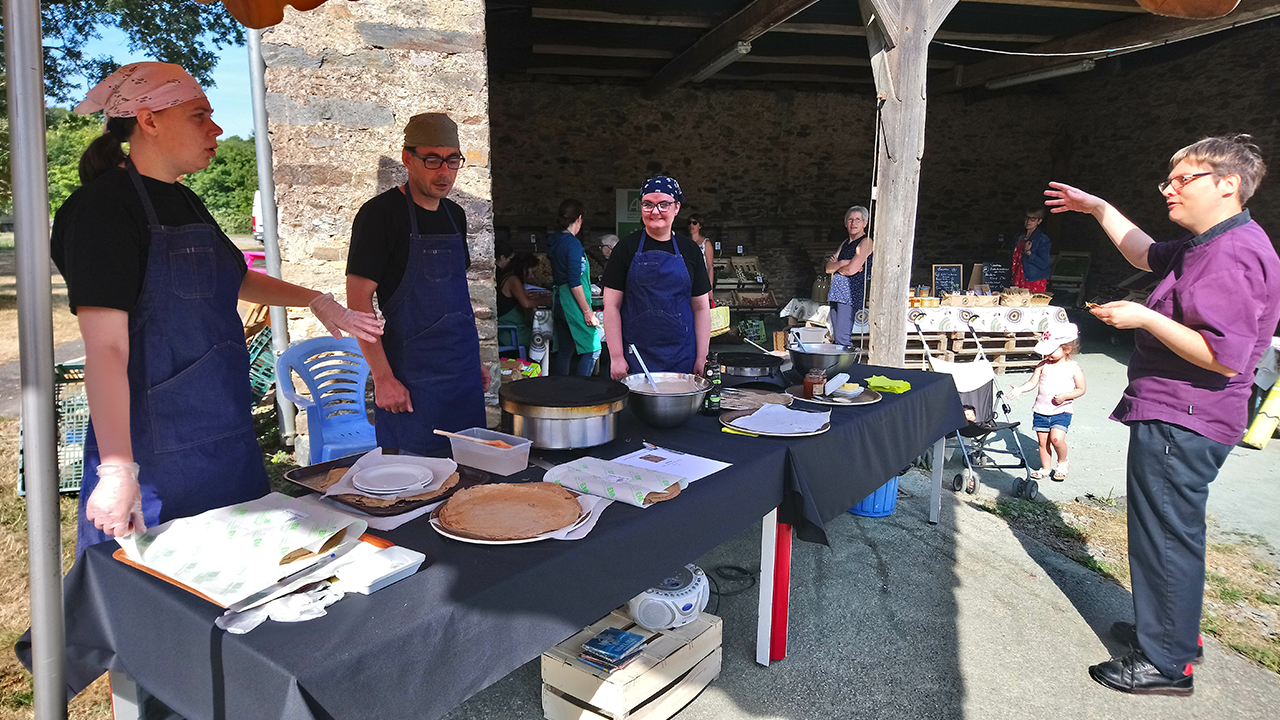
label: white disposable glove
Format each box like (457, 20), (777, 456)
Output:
(86, 462), (146, 537)
(309, 292), (384, 343)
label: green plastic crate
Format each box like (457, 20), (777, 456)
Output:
(247, 326), (277, 406)
(18, 361), (89, 496)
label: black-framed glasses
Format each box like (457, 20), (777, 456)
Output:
(689, 220), (701, 226)
(1158, 172), (1212, 194)
(640, 200), (677, 213)
(409, 150), (466, 170)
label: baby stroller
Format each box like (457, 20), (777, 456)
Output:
(917, 327), (1038, 500)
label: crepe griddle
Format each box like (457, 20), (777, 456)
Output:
(500, 375), (629, 407)
(720, 352), (782, 369)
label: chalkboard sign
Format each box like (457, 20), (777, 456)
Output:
(982, 262), (1012, 292)
(932, 264), (964, 296)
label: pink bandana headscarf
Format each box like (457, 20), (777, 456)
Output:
(74, 62), (207, 118)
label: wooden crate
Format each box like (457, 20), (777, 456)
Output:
(947, 332), (1040, 374)
(542, 610), (722, 720)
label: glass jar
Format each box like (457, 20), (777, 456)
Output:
(804, 368), (827, 399)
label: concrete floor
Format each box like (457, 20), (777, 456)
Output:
(443, 471), (1280, 720)
(958, 338), (1280, 549)
(439, 336), (1280, 720)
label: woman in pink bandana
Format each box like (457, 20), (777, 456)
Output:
(54, 62), (384, 554)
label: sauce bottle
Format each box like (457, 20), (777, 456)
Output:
(702, 352), (722, 415)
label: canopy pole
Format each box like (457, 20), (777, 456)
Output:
(248, 29), (297, 444)
(5, 0), (69, 716)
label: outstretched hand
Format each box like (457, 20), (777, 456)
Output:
(309, 292), (384, 342)
(1044, 182), (1104, 216)
(1091, 300), (1153, 330)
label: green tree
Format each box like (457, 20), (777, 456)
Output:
(1, 0), (245, 103)
(45, 107), (101, 212)
(186, 135), (257, 235)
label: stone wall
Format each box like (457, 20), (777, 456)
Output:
(263, 0), (499, 426)
(489, 22), (1280, 300)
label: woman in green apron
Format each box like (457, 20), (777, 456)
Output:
(548, 199), (602, 375)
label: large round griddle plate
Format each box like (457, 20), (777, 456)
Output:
(500, 376), (629, 408)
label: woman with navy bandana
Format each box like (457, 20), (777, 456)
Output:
(602, 176), (713, 379)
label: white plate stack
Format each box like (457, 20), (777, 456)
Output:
(351, 465), (434, 496)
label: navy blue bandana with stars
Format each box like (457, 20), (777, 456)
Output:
(641, 175), (683, 202)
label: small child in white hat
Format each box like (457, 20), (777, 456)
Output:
(1010, 323), (1087, 481)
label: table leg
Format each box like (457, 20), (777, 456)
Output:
(769, 521), (793, 662)
(755, 508), (777, 666)
(109, 670), (142, 720)
(930, 436), (945, 525)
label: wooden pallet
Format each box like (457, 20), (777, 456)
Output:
(904, 331), (1040, 374)
(542, 610), (722, 720)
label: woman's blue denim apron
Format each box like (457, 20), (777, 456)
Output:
(77, 164), (268, 555)
(620, 234), (696, 374)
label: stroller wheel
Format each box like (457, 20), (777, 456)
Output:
(950, 473), (965, 492)
(1012, 478), (1026, 497)
(1023, 480), (1039, 500)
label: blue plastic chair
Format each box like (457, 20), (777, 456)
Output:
(497, 323), (527, 359)
(276, 337), (377, 465)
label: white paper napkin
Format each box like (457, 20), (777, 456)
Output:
(731, 404), (830, 434)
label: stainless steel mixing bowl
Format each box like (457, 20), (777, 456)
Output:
(623, 372), (712, 428)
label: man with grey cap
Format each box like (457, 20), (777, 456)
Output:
(347, 112), (488, 456)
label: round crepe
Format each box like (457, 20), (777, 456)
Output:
(439, 483), (582, 541)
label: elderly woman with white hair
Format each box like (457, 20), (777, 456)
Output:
(825, 205), (874, 346)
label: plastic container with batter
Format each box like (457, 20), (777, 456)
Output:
(448, 428), (532, 477)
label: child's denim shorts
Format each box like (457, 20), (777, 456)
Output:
(1033, 412), (1072, 433)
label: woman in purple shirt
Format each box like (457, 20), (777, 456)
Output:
(1047, 135), (1280, 697)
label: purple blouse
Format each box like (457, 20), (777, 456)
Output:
(1111, 211), (1280, 444)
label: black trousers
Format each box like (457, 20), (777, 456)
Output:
(1126, 420), (1231, 678)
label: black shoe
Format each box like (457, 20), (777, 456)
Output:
(1110, 621), (1204, 665)
(1089, 649), (1193, 697)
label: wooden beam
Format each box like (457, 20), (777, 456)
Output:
(931, 0), (964, 41)
(957, 0), (1280, 88)
(531, 45), (954, 69)
(530, 8), (714, 29)
(866, 0), (904, 47)
(529, 8), (1052, 43)
(740, 54), (957, 68)
(532, 45), (675, 60)
(960, 0), (1147, 11)
(644, 0), (823, 97)
(713, 72), (876, 84)
(526, 67), (653, 78)
(774, 22), (1054, 43)
(859, 0), (959, 367)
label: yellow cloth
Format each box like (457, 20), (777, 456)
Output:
(865, 375), (911, 394)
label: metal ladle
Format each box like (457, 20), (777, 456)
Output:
(628, 343), (659, 391)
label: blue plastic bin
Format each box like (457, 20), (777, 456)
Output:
(849, 476), (900, 517)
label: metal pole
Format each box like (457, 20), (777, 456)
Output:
(247, 29), (297, 443)
(5, 0), (69, 716)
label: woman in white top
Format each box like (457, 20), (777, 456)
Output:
(688, 214), (715, 292)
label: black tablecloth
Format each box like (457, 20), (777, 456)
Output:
(19, 364), (962, 720)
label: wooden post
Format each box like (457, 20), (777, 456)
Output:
(860, 0), (958, 367)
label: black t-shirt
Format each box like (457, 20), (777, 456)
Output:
(346, 187), (469, 308)
(601, 231), (712, 296)
(50, 168), (246, 314)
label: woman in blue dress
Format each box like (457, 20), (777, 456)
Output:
(825, 205), (874, 346)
